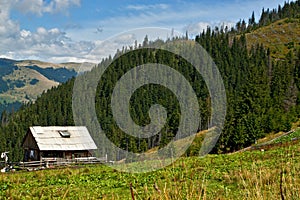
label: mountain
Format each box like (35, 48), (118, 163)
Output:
(0, 1), (300, 161)
(0, 58), (95, 114)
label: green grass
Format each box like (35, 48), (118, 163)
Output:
(1, 140), (300, 199)
(273, 129), (300, 144)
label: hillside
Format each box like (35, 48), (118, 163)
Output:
(1, 65), (58, 102)
(245, 18), (300, 59)
(1, 138), (299, 199)
(0, 0), (300, 162)
(1, 1), (300, 199)
(0, 58), (95, 114)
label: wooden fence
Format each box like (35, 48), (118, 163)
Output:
(18, 156), (107, 170)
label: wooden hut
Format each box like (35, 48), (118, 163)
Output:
(22, 126), (97, 161)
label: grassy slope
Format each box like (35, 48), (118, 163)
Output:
(1, 137), (299, 199)
(245, 18), (300, 59)
(0, 67), (59, 103)
(0, 60), (94, 104)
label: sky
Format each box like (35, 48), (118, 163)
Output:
(0, 0), (290, 63)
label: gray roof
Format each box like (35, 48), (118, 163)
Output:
(29, 126), (97, 151)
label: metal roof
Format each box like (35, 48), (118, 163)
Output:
(29, 126), (97, 151)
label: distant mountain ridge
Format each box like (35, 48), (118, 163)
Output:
(0, 58), (94, 114)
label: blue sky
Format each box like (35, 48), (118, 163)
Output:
(0, 0), (289, 63)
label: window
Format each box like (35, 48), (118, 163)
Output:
(30, 150), (35, 159)
(58, 130), (71, 138)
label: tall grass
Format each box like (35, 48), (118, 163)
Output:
(1, 141), (300, 199)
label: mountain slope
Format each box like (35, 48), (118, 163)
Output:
(245, 18), (300, 59)
(0, 58), (94, 114)
(1, 66), (59, 102)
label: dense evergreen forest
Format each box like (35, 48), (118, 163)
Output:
(1, 1), (300, 161)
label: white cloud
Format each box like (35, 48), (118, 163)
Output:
(46, 0), (80, 14)
(184, 22), (210, 36)
(14, 0), (44, 15)
(14, 0), (81, 16)
(0, 19), (97, 63)
(113, 33), (136, 45)
(0, 0), (20, 37)
(2, 27), (95, 62)
(20, 29), (31, 38)
(184, 21), (235, 37)
(0, 0), (89, 63)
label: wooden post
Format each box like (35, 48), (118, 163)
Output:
(130, 183), (135, 200)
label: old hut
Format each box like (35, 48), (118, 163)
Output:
(22, 126), (97, 161)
